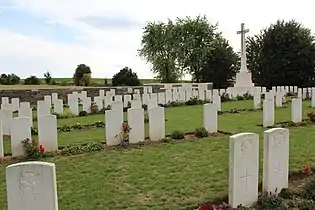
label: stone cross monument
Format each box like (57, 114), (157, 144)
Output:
(234, 23), (254, 89)
(237, 23), (249, 73)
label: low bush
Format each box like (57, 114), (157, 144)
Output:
(194, 127), (209, 138)
(170, 130), (185, 140)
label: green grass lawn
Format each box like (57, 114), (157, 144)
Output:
(0, 100), (315, 210)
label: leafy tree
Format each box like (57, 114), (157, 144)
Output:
(176, 16), (218, 82)
(81, 73), (91, 86)
(246, 20), (315, 88)
(112, 67), (141, 86)
(24, 76), (41, 85)
(44, 71), (52, 84)
(73, 64), (92, 86)
(199, 37), (240, 88)
(0, 73), (20, 85)
(139, 20), (183, 83)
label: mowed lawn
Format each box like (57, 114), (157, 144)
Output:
(0, 100), (315, 209)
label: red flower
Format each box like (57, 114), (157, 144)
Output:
(302, 166), (311, 175)
(39, 145), (45, 153)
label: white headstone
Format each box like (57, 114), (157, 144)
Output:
(94, 96), (104, 110)
(51, 93), (58, 104)
(82, 97), (91, 113)
(105, 109), (123, 146)
(44, 95), (52, 107)
(11, 98), (20, 111)
(68, 94), (79, 115)
(114, 95), (122, 102)
(123, 95), (132, 107)
(263, 128), (289, 193)
(38, 115), (58, 152)
(111, 101), (123, 111)
(148, 107), (165, 141)
(6, 161), (59, 210)
(263, 100), (274, 127)
(275, 92), (282, 107)
(0, 121), (3, 158)
(18, 102), (33, 127)
(229, 132), (259, 208)
(53, 99), (63, 115)
(158, 92), (166, 105)
(131, 100), (142, 109)
(37, 100), (50, 117)
(1, 109), (12, 135)
(291, 98), (302, 123)
(127, 108), (145, 144)
(10, 117), (31, 157)
(253, 92), (261, 109)
(203, 103), (217, 133)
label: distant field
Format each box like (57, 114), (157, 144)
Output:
(39, 78), (162, 85)
(0, 78), (191, 90)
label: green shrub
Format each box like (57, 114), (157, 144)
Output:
(185, 97), (203, 106)
(79, 111), (88, 116)
(170, 130), (185, 140)
(303, 176), (315, 200)
(194, 127), (208, 138)
(255, 192), (288, 209)
(24, 75), (41, 85)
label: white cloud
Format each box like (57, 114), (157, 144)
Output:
(2, 0), (315, 78)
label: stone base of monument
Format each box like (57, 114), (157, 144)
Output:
(233, 72), (255, 96)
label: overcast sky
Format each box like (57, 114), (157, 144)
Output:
(0, 0), (314, 79)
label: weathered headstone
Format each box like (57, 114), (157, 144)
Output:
(6, 161), (59, 210)
(148, 107), (165, 141)
(38, 115), (58, 152)
(229, 132), (259, 208)
(263, 128), (289, 193)
(10, 117), (31, 157)
(127, 108), (145, 144)
(105, 109), (123, 146)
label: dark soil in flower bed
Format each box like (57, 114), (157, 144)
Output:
(256, 119), (312, 128)
(196, 168), (315, 210)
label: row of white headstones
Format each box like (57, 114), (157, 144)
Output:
(3, 127), (289, 209)
(0, 102), (218, 158)
(0, 86), (313, 156)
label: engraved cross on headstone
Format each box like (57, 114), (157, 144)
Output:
(240, 167), (251, 192)
(237, 23), (249, 73)
(272, 158), (286, 173)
